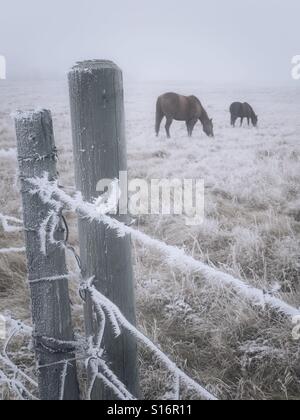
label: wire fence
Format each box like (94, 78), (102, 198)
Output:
(0, 175), (218, 400)
(1, 170), (300, 400)
(30, 173), (300, 319)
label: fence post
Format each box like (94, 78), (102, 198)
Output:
(15, 109), (80, 401)
(68, 60), (138, 399)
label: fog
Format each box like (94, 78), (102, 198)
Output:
(0, 0), (299, 84)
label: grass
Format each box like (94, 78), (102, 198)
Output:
(0, 80), (299, 400)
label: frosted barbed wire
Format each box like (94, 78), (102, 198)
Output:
(38, 210), (66, 256)
(0, 370), (37, 400)
(59, 362), (69, 401)
(0, 316), (38, 400)
(4, 317), (32, 336)
(97, 359), (136, 400)
(39, 211), (55, 255)
(0, 185), (216, 400)
(0, 247), (26, 254)
(0, 310), (137, 401)
(29, 174), (300, 319)
(0, 270), (215, 400)
(1, 318), (36, 387)
(0, 213), (23, 233)
(83, 277), (217, 401)
(82, 279), (137, 400)
(80, 276), (214, 400)
(28, 273), (78, 285)
(87, 358), (135, 401)
(10, 174), (296, 401)
(33, 207), (137, 400)
(0, 213), (24, 254)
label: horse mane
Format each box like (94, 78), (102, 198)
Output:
(201, 106), (210, 120)
(189, 95), (210, 123)
(244, 102), (256, 118)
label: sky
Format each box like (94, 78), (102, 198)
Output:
(0, 0), (299, 84)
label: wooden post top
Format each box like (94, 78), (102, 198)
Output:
(69, 60), (121, 73)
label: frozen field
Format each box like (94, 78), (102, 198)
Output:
(0, 80), (300, 400)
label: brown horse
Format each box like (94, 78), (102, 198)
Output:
(156, 92), (214, 139)
(230, 102), (258, 127)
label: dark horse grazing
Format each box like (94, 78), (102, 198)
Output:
(156, 92), (214, 138)
(230, 102), (258, 127)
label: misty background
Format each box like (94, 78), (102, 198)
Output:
(0, 0), (299, 85)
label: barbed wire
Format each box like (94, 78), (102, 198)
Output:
(0, 213), (25, 255)
(29, 173), (300, 320)
(0, 317), (38, 400)
(0, 247), (26, 255)
(1, 172), (299, 400)
(51, 207), (216, 400)
(0, 213), (23, 233)
(82, 277), (217, 401)
(0, 192), (218, 400)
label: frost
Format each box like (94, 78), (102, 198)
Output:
(0, 213), (23, 233)
(0, 316), (37, 400)
(83, 277), (217, 401)
(11, 108), (46, 122)
(29, 174), (300, 319)
(0, 247), (25, 254)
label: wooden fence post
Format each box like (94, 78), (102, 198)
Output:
(68, 60), (138, 399)
(15, 109), (80, 400)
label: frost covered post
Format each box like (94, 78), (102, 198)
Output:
(69, 61), (138, 399)
(14, 109), (79, 400)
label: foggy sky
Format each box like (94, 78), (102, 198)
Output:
(0, 0), (299, 84)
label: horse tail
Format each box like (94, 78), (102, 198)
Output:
(155, 98), (164, 136)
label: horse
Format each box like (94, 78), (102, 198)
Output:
(230, 102), (258, 127)
(156, 92), (214, 139)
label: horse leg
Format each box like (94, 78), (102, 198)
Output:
(156, 114), (164, 137)
(186, 121), (191, 136)
(231, 115), (237, 127)
(156, 105), (164, 137)
(187, 119), (197, 137)
(165, 118), (173, 139)
(240, 117), (244, 127)
(186, 120), (194, 137)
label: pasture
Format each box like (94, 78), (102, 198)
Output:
(0, 79), (300, 400)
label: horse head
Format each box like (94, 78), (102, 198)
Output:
(252, 114), (258, 127)
(203, 118), (214, 138)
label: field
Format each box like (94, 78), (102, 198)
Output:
(0, 80), (300, 400)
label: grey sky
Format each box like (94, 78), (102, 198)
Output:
(0, 0), (299, 84)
